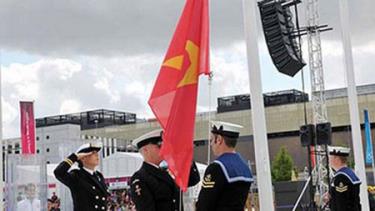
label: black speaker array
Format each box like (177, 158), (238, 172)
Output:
(258, 0), (306, 77)
(300, 122), (332, 146)
(300, 124), (315, 147)
(316, 122), (332, 145)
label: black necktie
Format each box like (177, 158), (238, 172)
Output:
(93, 171), (101, 182)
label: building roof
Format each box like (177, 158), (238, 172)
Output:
(36, 109), (136, 130)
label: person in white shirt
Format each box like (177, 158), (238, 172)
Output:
(17, 183), (41, 211)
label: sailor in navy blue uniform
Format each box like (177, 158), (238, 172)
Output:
(196, 121), (253, 211)
(54, 142), (109, 211)
(326, 146), (361, 211)
(130, 129), (200, 211)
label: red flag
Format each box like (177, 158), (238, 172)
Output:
(20, 101), (36, 154)
(148, 0), (209, 190)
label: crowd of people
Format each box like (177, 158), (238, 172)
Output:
(107, 189), (136, 211)
(47, 192), (60, 211)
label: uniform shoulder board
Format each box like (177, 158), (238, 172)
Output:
(132, 179), (140, 185)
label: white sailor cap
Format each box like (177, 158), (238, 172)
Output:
(328, 146), (350, 157)
(211, 121), (243, 138)
(76, 142), (102, 153)
(132, 129), (163, 149)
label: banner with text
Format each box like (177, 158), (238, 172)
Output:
(20, 101), (36, 154)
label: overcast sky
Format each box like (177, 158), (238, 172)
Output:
(1, 0), (374, 138)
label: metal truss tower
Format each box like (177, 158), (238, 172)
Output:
(306, 0), (329, 209)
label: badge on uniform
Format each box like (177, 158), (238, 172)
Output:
(135, 184), (142, 196)
(335, 182), (348, 193)
(202, 174), (215, 188)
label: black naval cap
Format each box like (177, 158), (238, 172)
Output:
(328, 146), (350, 157)
(211, 121), (243, 139)
(132, 129), (163, 149)
(76, 142), (102, 153)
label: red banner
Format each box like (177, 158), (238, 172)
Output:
(20, 101), (36, 154)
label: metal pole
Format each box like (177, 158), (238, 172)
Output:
(338, 0), (370, 210)
(207, 73), (212, 165)
(242, 0), (274, 210)
(207, 0), (213, 165)
(292, 176), (311, 211)
(0, 51), (4, 211)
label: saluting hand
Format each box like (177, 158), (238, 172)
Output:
(77, 152), (94, 160)
(323, 192), (331, 204)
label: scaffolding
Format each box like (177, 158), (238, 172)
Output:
(306, 0), (330, 209)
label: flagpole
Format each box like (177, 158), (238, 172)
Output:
(207, 72), (212, 165)
(0, 51), (4, 211)
(339, 0), (369, 210)
(206, 0), (213, 165)
(242, 0), (274, 210)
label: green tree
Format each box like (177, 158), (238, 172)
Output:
(271, 146), (294, 182)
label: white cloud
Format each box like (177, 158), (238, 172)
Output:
(2, 97), (19, 139)
(211, 43), (248, 95)
(2, 97), (18, 125)
(1, 0), (374, 139)
(59, 99), (82, 114)
(94, 78), (120, 103)
(3, 62), (40, 101)
(52, 59), (82, 80)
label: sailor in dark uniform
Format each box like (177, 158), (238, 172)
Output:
(54, 142), (109, 211)
(130, 129), (200, 211)
(196, 121), (253, 211)
(325, 146), (361, 211)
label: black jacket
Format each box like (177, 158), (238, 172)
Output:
(54, 153), (110, 211)
(196, 163), (251, 211)
(329, 168), (361, 211)
(130, 162), (200, 211)
(196, 153), (253, 211)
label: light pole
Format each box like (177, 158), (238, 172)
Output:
(94, 119), (105, 173)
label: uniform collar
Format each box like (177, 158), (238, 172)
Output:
(83, 167), (96, 175)
(145, 161), (160, 169)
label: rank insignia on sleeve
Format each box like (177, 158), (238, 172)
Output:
(64, 158), (73, 166)
(335, 182), (348, 193)
(202, 174), (215, 188)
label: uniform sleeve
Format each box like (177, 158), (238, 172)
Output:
(53, 153), (78, 188)
(130, 174), (156, 211)
(188, 161), (200, 187)
(196, 163), (226, 211)
(331, 174), (353, 211)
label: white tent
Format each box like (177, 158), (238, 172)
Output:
(102, 152), (143, 178)
(102, 152), (207, 180)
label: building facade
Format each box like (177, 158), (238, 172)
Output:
(82, 84), (375, 173)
